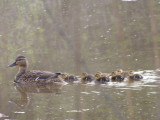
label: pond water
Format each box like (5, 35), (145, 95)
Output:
(0, 70), (160, 120)
(0, 0), (160, 120)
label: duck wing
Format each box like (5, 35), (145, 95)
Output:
(36, 72), (62, 81)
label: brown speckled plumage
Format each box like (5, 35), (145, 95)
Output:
(8, 56), (65, 85)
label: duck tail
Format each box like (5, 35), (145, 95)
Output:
(55, 72), (63, 75)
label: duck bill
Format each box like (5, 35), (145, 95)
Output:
(7, 62), (16, 67)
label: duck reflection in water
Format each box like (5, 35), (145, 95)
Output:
(9, 83), (64, 108)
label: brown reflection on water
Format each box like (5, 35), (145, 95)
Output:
(10, 83), (63, 109)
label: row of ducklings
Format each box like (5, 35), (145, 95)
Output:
(60, 69), (143, 84)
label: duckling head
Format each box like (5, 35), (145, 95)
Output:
(128, 71), (134, 76)
(111, 71), (117, 77)
(8, 56), (28, 68)
(95, 73), (101, 79)
(96, 71), (102, 75)
(81, 72), (88, 78)
(60, 73), (68, 79)
(116, 69), (123, 75)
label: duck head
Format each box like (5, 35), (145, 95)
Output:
(8, 56), (28, 68)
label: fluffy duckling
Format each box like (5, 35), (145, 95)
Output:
(81, 72), (95, 83)
(116, 69), (129, 78)
(111, 71), (124, 82)
(94, 72), (109, 83)
(60, 73), (78, 82)
(128, 71), (143, 81)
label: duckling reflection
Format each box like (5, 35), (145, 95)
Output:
(10, 83), (64, 108)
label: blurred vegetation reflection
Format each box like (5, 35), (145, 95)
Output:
(0, 0), (160, 74)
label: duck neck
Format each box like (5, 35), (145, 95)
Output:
(15, 66), (27, 81)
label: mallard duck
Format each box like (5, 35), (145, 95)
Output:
(8, 56), (65, 84)
(60, 73), (78, 82)
(94, 72), (109, 83)
(128, 71), (143, 81)
(111, 71), (124, 82)
(81, 72), (95, 83)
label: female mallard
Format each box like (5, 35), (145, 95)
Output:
(94, 72), (110, 83)
(81, 72), (95, 83)
(8, 56), (65, 84)
(60, 73), (78, 82)
(111, 71), (124, 82)
(128, 71), (143, 81)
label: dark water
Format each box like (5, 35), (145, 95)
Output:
(0, 0), (160, 120)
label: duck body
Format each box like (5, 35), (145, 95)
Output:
(64, 75), (78, 82)
(81, 73), (95, 83)
(61, 73), (78, 83)
(95, 72), (110, 83)
(82, 75), (94, 82)
(111, 75), (124, 82)
(15, 70), (63, 84)
(127, 71), (143, 81)
(96, 77), (110, 83)
(111, 71), (124, 82)
(128, 74), (143, 81)
(8, 56), (65, 85)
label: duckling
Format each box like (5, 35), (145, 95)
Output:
(128, 71), (143, 81)
(116, 69), (129, 78)
(60, 73), (78, 82)
(94, 72), (109, 83)
(81, 72), (95, 83)
(8, 56), (65, 84)
(111, 71), (124, 82)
